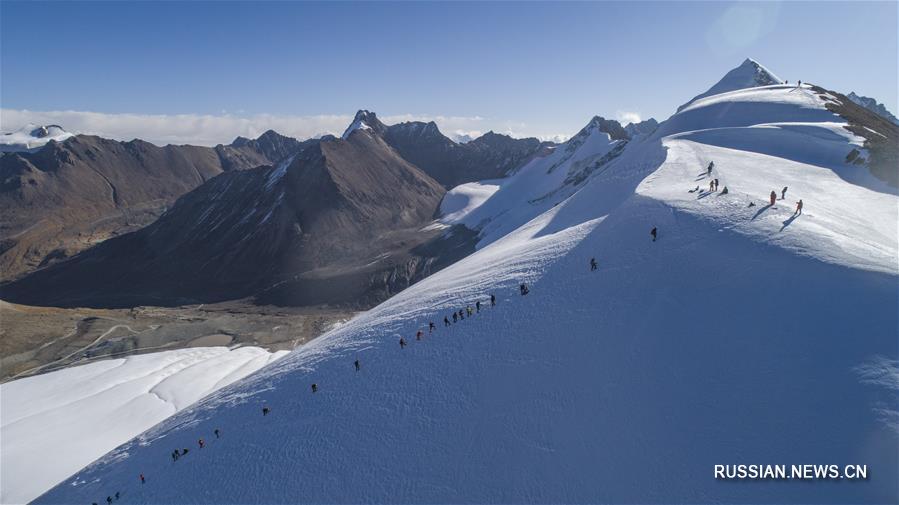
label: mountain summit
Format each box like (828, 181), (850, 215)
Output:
(677, 58), (783, 112)
(342, 109), (388, 139)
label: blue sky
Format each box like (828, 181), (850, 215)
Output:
(2, 1), (896, 144)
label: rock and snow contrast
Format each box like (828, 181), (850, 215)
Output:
(0, 124), (73, 153)
(0, 346), (288, 505)
(847, 91), (899, 125)
(26, 59), (899, 504)
(341, 110), (384, 139)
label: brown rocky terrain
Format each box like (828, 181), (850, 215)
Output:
(0, 300), (353, 382)
(0, 131), (307, 282)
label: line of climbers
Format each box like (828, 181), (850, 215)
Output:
(115, 289), (523, 504)
(406, 293), (498, 348)
(94, 163), (738, 502)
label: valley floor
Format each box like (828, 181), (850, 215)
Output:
(0, 301), (354, 382)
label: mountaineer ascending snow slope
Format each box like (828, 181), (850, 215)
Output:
(36, 59), (898, 504)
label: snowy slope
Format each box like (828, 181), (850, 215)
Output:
(1, 347), (287, 505)
(439, 116), (627, 246)
(34, 62), (899, 504)
(646, 82), (897, 274)
(0, 124), (73, 153)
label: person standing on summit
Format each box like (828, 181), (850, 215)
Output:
(650, 227), (658, 242)
(781, 186), (788, 200)
(590, 257), (598, 271)
(770, 191), (777, 206)
(707, 161), (714, 176)
(794, 199), (803, 215)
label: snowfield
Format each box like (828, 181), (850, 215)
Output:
(0, 347), (287, 505)
(20, 60), (899, 504)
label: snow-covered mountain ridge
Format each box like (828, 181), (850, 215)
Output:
(0, 124), (73, 153)
(31, 59), (899, 504)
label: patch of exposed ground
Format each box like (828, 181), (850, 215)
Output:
(811, 85), (899, 188)
(0, 300), (354, 382)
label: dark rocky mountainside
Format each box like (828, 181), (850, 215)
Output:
(215, 130), (317, 171)
(812, 86), (899, 188)
(1, 130), (472, 308)
(0, 132), (306, 281)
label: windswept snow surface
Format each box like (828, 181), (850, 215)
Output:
(35, 73), (899, 504)
(438, 181), (501, 224)
(677, 57), (783, 112)
(1, 347), (287, 505)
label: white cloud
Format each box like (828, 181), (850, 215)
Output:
(616, 111), (642, 126)
(539, 134), (571, 144)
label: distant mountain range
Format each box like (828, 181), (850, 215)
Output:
(0, 113), (555, 308)
(847, 92), (899, 125)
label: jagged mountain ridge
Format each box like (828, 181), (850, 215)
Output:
(214, 129), (317, 171)
(847, 92), (899, 126)
(339, 109), (553, 188)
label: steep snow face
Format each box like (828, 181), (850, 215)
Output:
(847, 92), (899, 125)
(677, 58), (783, 112)
(439, 117), (627, 246)
(0, 124), (73, 152)
(1, 347), (288, 505)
